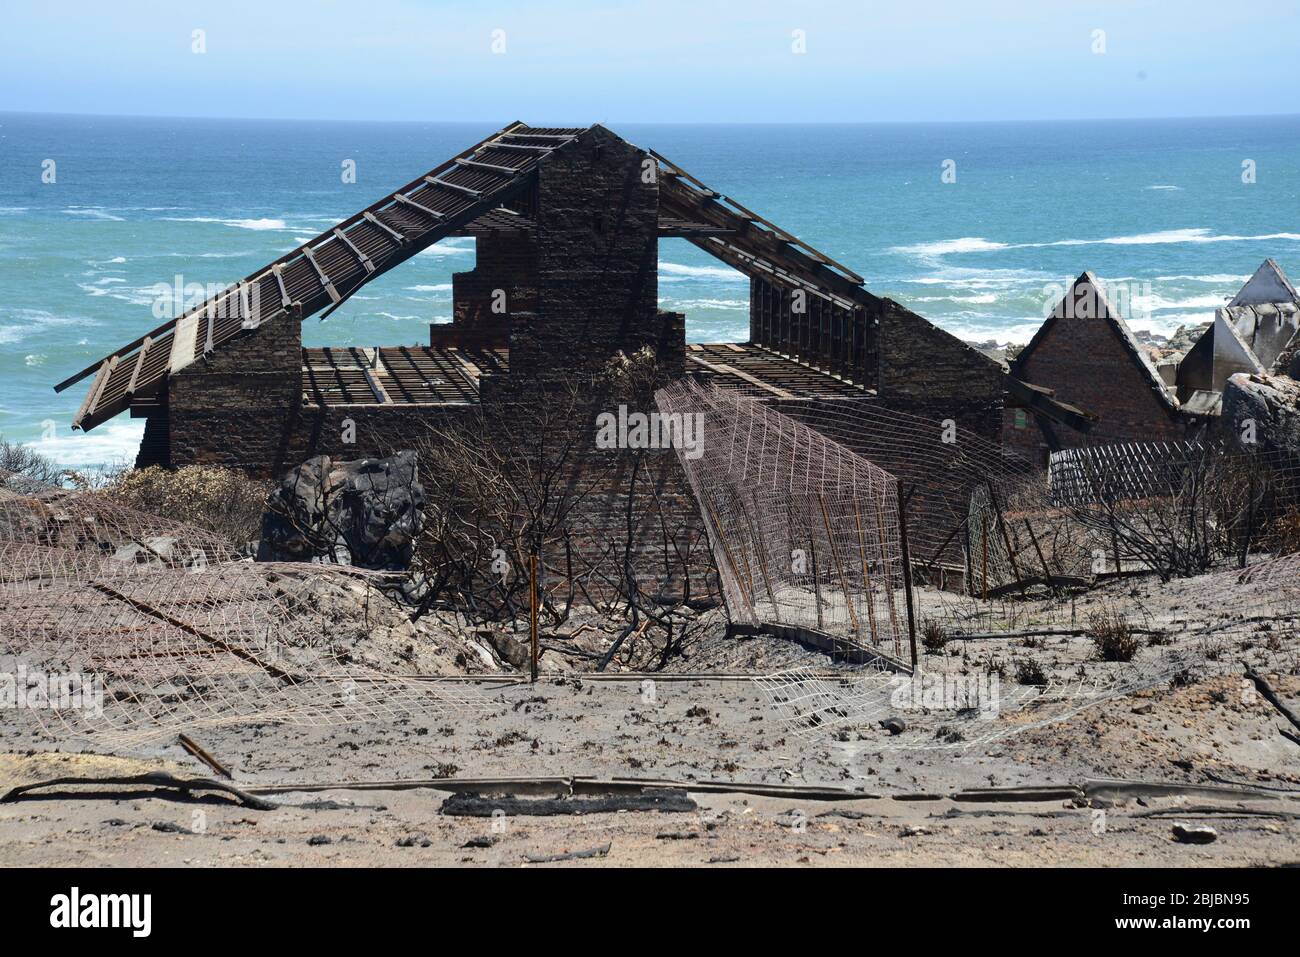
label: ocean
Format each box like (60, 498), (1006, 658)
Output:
(2, 112), (1298, 468)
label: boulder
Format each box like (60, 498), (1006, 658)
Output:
(1220, 372), (1300, 460)
(256, 451), (425, 570)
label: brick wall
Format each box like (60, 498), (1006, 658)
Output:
(450, 230), (537, 344)
(508, 125), (661, 382)
(1005, 312), (1187, 463)
(167, 313), (303, 476)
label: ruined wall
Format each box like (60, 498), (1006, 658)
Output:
(508, 125), (662, 382)
(449, 230), (538, 345)
(876, 298), (1006, 446)
(1005, 313), (1187, 463)
(167, 314), (303, 476)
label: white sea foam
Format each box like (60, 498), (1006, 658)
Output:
(76, 283), (157, 306)
(405, 284), (453, 292)
(1145, 185), (1182, 191)
(1152, 274), (1250, 283)
(63, 208), (124, 221)
(934, 319), (1044, 345)
(415, 240), (473, 257)
(896, 228), (1300, 258)
(0, 310), (94, 345)
(162, 216), (290, 231)
(913, 293), (999, 304)
(26, 420), (145, 470)
(658, 261), (746, 281)
(1131, 293), (1231, 312)
(891, 237), (1009, 257)
(660, 298), (748, 310)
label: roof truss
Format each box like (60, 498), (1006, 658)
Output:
(58, 123), (586, 431)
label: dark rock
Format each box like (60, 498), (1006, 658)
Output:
(257, 451), (425, 570)
(307, 834), (332, 846)
(878, 717), (907, 735)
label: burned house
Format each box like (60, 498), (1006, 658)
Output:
(1005, 272), (1205, 463)
(1007, 264), (1300, 463)
(1174, 259), (1300, 413)
(56, 123), (1078, 592)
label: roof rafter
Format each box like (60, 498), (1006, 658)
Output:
(58, 122), (587, 432)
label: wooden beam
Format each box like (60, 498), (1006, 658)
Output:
(364, 210), (407, 242)
(301, 245), (341, 304)
(393, 193), (444, 221)
(272, 264), (292, 309)
(362, 365), (392, 405)
(499, 132), (577, 141)
(333, 228), (374, 274)
(73, 359), (112, 428)
(203, 301), (215, 355)
(455, 157), (519, 176)
(125, 337), (151, 397)
(238, 280), (258, 328)
(425, 175), (482, 198)
(487, 141), (554, 152)
(687, 353), (794, 399)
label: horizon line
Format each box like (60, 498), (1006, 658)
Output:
(3, 108), (1300, 127)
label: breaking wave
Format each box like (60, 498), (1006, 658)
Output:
(894, 228), (1300, 258)
(161, 216), (290, 231)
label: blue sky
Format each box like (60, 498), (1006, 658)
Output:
(2, 0), (1296, 123)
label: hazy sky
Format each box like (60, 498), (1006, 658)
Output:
(2, 0), (1296, 123)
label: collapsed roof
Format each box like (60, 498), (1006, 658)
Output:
(56, 121), (1084, 433)
(1176, 259), (1300, 405)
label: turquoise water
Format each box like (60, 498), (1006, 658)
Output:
(2, 113), (1298, 466)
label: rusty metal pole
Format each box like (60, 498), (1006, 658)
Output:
(898, 487), (918, 674)
(529, 553), (539, 684)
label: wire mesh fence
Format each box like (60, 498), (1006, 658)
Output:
(655, 380), (907, 656)
(1048, 440), (1300, 580)
(0, 470), (491, 749)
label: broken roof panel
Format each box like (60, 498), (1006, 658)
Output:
(1222, 302), (1300, 373)
(57, 122), (588, 432)
(1229, 258), (1300, 308)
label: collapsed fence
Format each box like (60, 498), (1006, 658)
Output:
(0, 471), (489, 748)
(1049, 440), (1300, 580)
(656, 380), (908, 658)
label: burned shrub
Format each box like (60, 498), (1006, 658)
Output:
(1089, 610), (1139, 663)
(1013, 657), (1047, 686)
(97, 465), (269, 544)
(0, 437), (65, 487)
(921, 619), (949, 654)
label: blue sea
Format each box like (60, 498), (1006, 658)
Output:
(2, 113), (1298, 468)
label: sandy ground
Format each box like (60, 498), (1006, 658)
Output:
(3, 668), (1299, 866)
(3, 572), (1299, 866)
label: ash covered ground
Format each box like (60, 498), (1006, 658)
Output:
(3, 570), (1299, 867)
